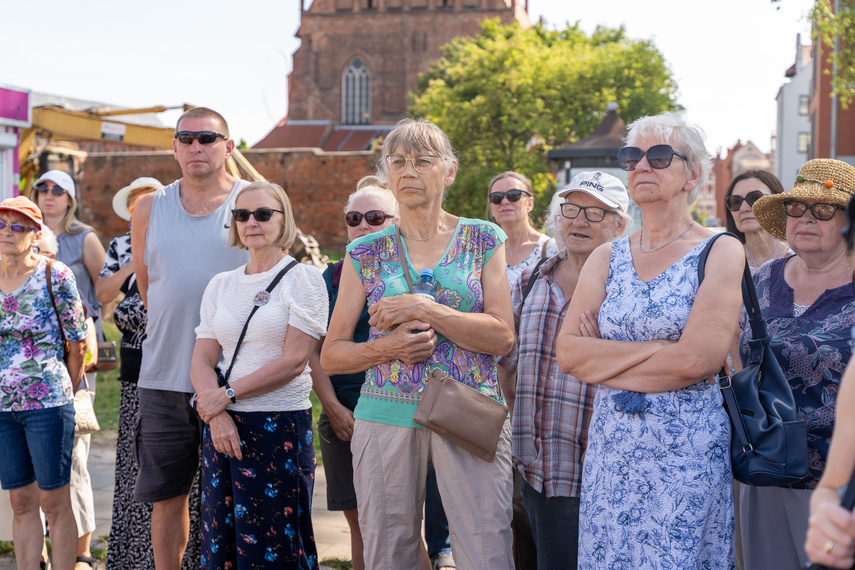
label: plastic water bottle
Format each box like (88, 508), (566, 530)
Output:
(412, 268), (438, 301)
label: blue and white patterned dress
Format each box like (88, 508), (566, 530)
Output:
(578, 236), (735, 570)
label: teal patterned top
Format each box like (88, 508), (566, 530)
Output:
(0, 257), (87, 412)
(347, 218), (506, 428)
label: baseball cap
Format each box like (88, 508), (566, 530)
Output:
(34, 170), (76, 199)
(558, 171), (629, 213)
(0, 196), (44, 229)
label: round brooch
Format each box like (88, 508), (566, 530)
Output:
(253, 291), (270, 307)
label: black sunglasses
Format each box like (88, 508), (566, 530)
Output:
(783, 200), (842, 221)
(617, 144), (688, 171)
(174, 131), (228, 145)
(489, 189), (532, 205)
(231, 208), (283, 223)
(0, 221), (37, 234)
(725, 190), (766, 212)
(345, 210), (393, 227)
(33, 183), (67, 196)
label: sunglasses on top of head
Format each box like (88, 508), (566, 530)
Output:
(617, 144), (688, 171)
(345, 210), (394, 227)
(489, 189), (532, 205)
(33, 183), (67, 196)
(725, 190), (766, 212)
(231, 208), (283, 223)
(0, 221), (37, 234)
(174, 131), (228, 145)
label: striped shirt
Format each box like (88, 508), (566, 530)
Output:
(499, 250), (596, 498)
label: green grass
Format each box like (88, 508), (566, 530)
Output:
(320, 558), (354, 569)
(93, 320), (122, 433)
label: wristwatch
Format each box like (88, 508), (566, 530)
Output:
(224, 382), (236, 403)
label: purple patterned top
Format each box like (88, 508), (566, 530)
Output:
(347, 218), (507, 428)
(739, 257), (855, 488)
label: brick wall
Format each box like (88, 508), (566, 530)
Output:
(76, 149), (379, 255)
(289, 0), (528, 124)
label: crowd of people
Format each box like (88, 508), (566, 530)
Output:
(0, 106), (854, 570)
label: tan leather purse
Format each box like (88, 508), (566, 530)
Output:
(413, 369), (508, 462)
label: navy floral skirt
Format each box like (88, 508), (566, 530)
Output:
(201, 408), (318, 569)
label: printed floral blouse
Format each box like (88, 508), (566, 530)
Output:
(0, 257), (87, 412)
(739, 257), (855, 489)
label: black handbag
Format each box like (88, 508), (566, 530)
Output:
(698, 233), (809, 486)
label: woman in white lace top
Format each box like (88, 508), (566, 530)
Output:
(488, 171), (557, 286)
(190, 181), (328, 569)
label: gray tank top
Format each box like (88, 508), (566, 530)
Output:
(56, 228), (101, 326)
(138, 179), (250, 393)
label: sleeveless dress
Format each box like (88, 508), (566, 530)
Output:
(577, 236), (735, 570)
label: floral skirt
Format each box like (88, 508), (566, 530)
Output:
(201, 408), (317, 569)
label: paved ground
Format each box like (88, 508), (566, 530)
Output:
(0, 431), (353, 569)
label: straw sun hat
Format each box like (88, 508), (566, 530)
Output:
(752, 158), (855, 241)
(112, 177), (163, 221)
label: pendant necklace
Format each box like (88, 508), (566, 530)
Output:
(401, 211), (448, 242)
(639, 221), (694, 253)
(746, 241), (782, 268)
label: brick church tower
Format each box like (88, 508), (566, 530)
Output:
(255, 0), (530, 150)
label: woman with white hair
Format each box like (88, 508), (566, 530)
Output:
(557, 113), (745, 568)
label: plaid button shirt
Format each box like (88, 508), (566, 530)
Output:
(499, 250), (596, 498)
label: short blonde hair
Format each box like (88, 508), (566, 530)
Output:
(345, 175), (399, 216)
(227, 181), (297, 251)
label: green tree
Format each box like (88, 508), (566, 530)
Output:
(810, 0), (855, 108)
(408, 19), (680, 220)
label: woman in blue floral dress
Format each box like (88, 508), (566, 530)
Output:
(190, 182), (328, 569)
(557, 113), (745, 569)
(0, 196), (88, 570)
(740, 158), (855, 569)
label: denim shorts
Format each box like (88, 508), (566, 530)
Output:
(0, 403), (75, 491)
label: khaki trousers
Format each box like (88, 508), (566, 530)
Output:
(351, 419), (514, 570)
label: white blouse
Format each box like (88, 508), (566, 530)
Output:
(506, 233), (558, 288)
(196, 256), (328, 412)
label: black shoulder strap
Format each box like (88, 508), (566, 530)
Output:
(697, 232), (765, 342)
(222, 259), (299, 383)
(518, 255), (551, 315)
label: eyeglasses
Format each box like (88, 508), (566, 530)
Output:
(725, 190), (766, 212)
(385, 155), (437, 173)
(617, 144), (688, 171)
(0, 221), (37, 234)
(489, 189), (532, 205)
(784, 200), (842, 221)
(560, 202), (614, 223)
(345, 210), (394, 227)
(231, 208), (284, 223)
(33, 183), (67, 196)
(174, 131), (228, 145)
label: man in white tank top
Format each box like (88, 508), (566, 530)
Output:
(131, 108), (250, 570)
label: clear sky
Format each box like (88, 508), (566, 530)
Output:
(3, 0), (813, 155)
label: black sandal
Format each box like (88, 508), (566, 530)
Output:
(75, 556), (96, 568)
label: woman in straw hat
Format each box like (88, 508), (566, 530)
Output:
(804, 195), (855, 570)
(739, 158), (855, 568)
(95, 177), (163, 569)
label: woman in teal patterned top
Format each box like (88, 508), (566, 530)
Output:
(322, 118), (516, 570)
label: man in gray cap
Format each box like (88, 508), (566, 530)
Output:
(131, 107), (250, 570)
(498, 171), (631, 570)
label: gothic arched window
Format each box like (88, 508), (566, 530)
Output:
(342, 58), (371, 125)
